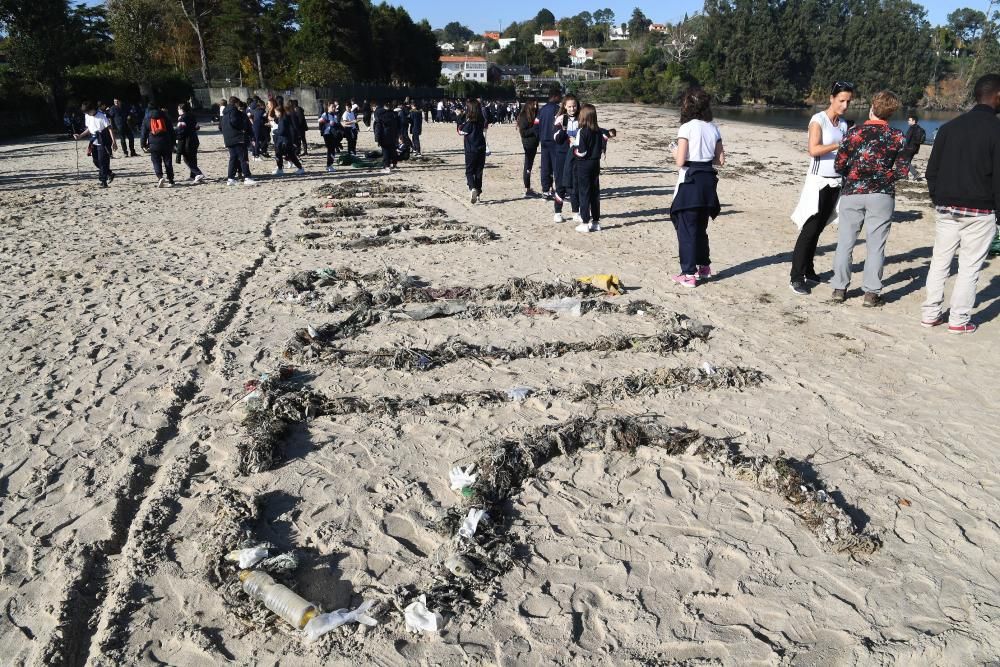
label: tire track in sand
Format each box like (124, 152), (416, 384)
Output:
(38, 197), (292, 667)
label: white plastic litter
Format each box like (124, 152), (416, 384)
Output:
(817, 489), (829, 503)
(225, 546), (269, 568)
(702, 362), (716, 375)
(537, 296), (583, 317)
(449, 465), (478, 492)
(445, 555), (474, 577)
(303, 600), (379, 641)
(458, 508), (487, 539)
(404, 594), (443, 633)
(307, 323), (320, 339)
(506, 386), (533, 402)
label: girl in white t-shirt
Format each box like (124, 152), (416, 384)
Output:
(669, 88), (724, 288)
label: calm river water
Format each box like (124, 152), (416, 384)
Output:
(710, 107), (962, 141)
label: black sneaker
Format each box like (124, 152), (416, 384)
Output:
(107, 171), (115, 183)
(831, 289), (847, 303)
(804, 272), (828, 284)
(99, 181), (108, 188)
(789, 280), (809, 295)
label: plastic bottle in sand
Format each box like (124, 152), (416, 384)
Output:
(240, 570), (316, 629)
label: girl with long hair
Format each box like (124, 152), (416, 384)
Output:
(552, 94), (581, 223)
(517, 99), (540, 197)
(459, 99), (487, 203)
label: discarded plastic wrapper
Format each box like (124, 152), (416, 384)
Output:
(702, 362), (715, 375)
(445, 555), (475, 578)
(577, 273), (624, 295)
(506, 387), (533, 402)
(404, 595), (443, 633)
(307, 324), (320, 339)
(226, 546), (269, 568)
(458, 508), (487, 539)
(394, 301), (469, 321)
(303, 599), (378, 641)
(537, 296), (582, 317)
(449, 465), (478, 492)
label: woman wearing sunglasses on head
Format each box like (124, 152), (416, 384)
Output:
(789, 81), (854, 295)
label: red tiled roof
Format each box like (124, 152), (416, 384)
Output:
(541, 30), (560, 36)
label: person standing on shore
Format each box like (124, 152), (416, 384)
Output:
(175, 102), (204, 183)
(920, 74), (1000, 334)
(141, 103), (176, 187)
(517, 99), (540, 197)
(408, 103), (423, 155)
(898, 114), (926, 181)
(74, 101), (117, 188)
(829, 90), (907, 307)
(669, 87), (724, 288)
(552, 94), (581, 223)
(789, 81), (854, 295)
(572, 103), (605, 233)
(220, 96), (256, 186)
(272, 102), (305, 176)
(108, 98), (136, 157)
(536, 85), (562, 200)
(459, 99), (487, 204)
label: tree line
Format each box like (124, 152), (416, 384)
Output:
(0, 0), (441, 123)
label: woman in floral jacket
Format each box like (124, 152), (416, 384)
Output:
(830, 90), (908, 307)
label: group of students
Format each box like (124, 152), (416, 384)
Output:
(667, 75), (1000, 334)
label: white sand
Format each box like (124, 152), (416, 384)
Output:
(0, 105), (998, 666)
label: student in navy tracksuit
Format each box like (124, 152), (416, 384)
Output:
(517, 99), (540, 197)
(459, 99), (487, 204)
(408, 104), (423, 155)
(572, 104), (606, 233)
(552, 94), (580, 223)
(141, 104), (176, 186)
(536, 86), (562, 199)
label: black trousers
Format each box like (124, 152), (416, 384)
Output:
(791, 185), (840, 280)
(575, 160), (600, 223)
(465, 149), (485, 191)
(324, 134), (338, 166)
(540, 143), (556, 192)
(275, 141), (301, 169)
(150, 150), (174, 181)
(118, 128), (135, 155)
(553, 150), (578, 213)
(380, 142), (397, 168)
(91, 142), (112, 184)
(227, 144), (251, 180)
(181, 146), (202, 178)
(673, 208), (711, 275)
(522, 142), (538, 189)
(411, 134), (421, 154)
(347, 130), (357, 154)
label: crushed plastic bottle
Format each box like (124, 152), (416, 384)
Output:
(404, 594), (443, 633)
(303, 600), (378, 641)
(240, 570), (316, 629)
(537, 296), (583, 317)
(702, 362), (716, 375)
(445, 555), (475, 578)
(506, 387), (533, 402)
(226, 546), (269, 568)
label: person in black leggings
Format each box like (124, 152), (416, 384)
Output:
(517, 100), (540, 197)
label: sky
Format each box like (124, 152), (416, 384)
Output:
(404, 0), (968, 32)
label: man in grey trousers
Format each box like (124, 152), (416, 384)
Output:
(921, 74), (1000, 335)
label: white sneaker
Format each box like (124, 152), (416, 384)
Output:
(157, 177), (166, 188)
(553, 213), (563, 223)
(243, 178), (257, 186)
(470, 188), (479, 204)
(326, 166), (335, 173)
(381, 168), (391, 174)
(272, 168), (283, 176)
(294, 168), (305, 175)
(193, 174), (205, 184)
(590, 223), (601, 232)
(572, 213), (583, 223)
(226, 178), (238, 186)
(575, 222), (592, 233)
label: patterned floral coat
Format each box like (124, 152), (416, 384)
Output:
(834, 120), (908, 196)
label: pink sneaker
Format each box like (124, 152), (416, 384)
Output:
(697, 265), (712, 280)
(672, 273), (697, 288)
(948, 323), (977, 335)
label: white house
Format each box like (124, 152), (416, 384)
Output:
(610, 25), (629, 41)
(439, 55), (489, 82)
(499, 37), (517, 49)
(568, 46), (595, 66)
(466, 41), (485, 52)
(440, 42), (455, 52)
(533, 30), (561, 49)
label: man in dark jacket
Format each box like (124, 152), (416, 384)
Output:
(109, 98), (137, 156)
(408, 104), (423, 155)
(141, 104), (176, 187)
(536, 85), (562, 199)
(291, 99), (307, 155)
(898, 114), (927, 181)
(373, 101), (399, 173)
(219, 96), (256, 186)
(921, 73), (1000, 334)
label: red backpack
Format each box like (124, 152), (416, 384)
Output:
(150, 116), (168, 136)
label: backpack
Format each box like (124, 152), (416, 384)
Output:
(150, 115), (168, 136)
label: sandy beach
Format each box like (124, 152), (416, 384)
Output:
(0, 105), (997, 666)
